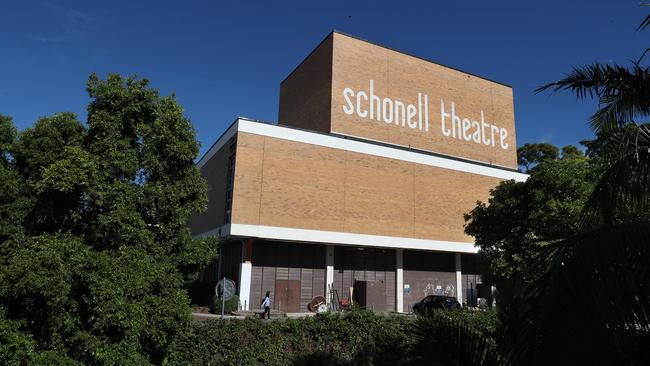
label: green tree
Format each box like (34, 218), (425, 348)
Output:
(536, 52), (650, 224)
(0, 74), (217, 364)
(464, 146), (594, 283)
(560, 145), (582, 158)
(516, 142), (559, 171)
(0, 115), (32, 244)
(502, 10), (650, 365)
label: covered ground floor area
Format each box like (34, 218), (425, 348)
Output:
(195, 239), (485, 313)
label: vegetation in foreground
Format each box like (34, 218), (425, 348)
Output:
(169, 309), (499, 366)
(0, 75), (217, 365)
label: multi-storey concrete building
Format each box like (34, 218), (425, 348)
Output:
(189, 31), (527, 313)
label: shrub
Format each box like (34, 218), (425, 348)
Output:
(169, 310), (410, 366)
(427, 308), (499, 344)
(211, 294), (240, 315)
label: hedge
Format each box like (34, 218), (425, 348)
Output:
(168, 309), (498, 366)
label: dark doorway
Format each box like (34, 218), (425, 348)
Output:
(353, 280), (387, 311)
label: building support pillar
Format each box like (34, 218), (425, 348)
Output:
(239, 239), (254, 311)
(325, 245), (334, 306)
(396, 249), (404, 313)
(455, 253), (463, 307)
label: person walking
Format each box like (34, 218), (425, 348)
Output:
(261, 291), (271, 319)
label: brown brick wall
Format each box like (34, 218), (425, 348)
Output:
(231, 131), (502, 244)
(278, 34), (333, 133)
(330, 32), (517, 169)
(188, 141), (232, 235)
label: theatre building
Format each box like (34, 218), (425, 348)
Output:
(188, 31), (527, 313)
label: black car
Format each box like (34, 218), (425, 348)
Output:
(412, 295), (461, 314)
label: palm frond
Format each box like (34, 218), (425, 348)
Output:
(407, 311), (504, 366)
(536, 64), (650, 133)
(506, 221), (650, 365)
(637, 13), (650, 31)
(581, 124), (650, 226)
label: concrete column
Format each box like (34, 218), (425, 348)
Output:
(455, 253), (463, 307)
(325, 245), (334, 306)
(396, 249), (404, 313)
(238, 239), (254, 311)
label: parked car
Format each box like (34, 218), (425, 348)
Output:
(412, 295), (461, 314)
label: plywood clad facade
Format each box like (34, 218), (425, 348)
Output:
(250, 241), (326, 312)
(188, 140), (232, 235)
(231, 131), (502, 244)
(402, 250), (457, 310)
(279, 31), (518, 169)
(278, 34), (333, 134)
(333, 246), (396, 311)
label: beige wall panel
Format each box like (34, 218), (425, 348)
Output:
(188, 143), (230, 235)
(330, 32), (517, 169)
(231, 133), (505, 244)
(343, 152), (415, 238)
(413, 165), (500, 243)
(278, 34), (333, 133)
(256, 137), (347, 231)
(231, 133), (265, 225)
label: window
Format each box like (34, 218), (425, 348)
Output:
(223, 136), (237, 224)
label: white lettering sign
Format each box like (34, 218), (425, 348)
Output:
(342, 80), (509, 150)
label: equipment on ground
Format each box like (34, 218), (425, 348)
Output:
(307, 296), (327, 313)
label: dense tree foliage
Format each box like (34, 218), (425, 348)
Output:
(465, 146), (595, 283)
(516, 143), (559, 171)
(458, 10), (650, 365)
(0, 74), (216, 365)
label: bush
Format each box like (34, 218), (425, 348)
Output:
(424, 308), (499, 345)
(211, 294), (240, 315)
(169, 310), (410, 366)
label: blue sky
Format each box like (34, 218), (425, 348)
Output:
(1, 1), (647, 158)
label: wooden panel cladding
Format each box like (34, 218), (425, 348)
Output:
(333, 246), (395, 312)
(278, 33), (333, 133)
(403, 249), (457, 310)
(250, 241), (326, 313)
(275, 280), (301, 313)
(187, 140), (231, 235)
(231, 132), (502, 244)
(330, 32), (517, 169)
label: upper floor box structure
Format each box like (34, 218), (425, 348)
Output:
(280, 31), (518, 169)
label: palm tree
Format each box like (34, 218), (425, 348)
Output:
(408, 311), (503, 366)
(535, 45), (650, 225)
(507, 10), (650, 365)
(406, 11), (650, 366)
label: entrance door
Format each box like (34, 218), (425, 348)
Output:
(353, 280), (387, 311)
(275, 280), (300, 313)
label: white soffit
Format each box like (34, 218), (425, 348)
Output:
(193, 223), (479, 254)
(227, 223), (479, 253)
